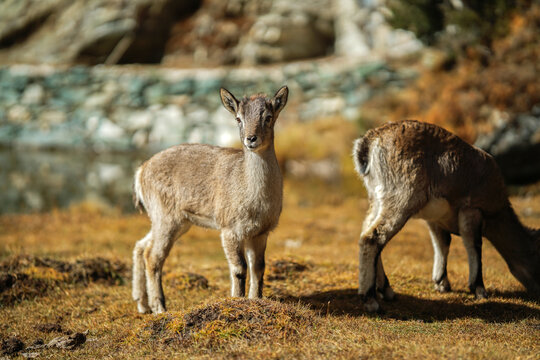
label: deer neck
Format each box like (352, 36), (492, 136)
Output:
(243, 144), (282, 198)
(484, 203), (540, 290)
(484, 204), (534, 252)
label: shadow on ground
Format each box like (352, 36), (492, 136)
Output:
(276, 288), (540, 322)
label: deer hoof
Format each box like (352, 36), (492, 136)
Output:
(383, 286), (395, 301)
(434, 278), (451, 293)
(137, 302), (152, 314)
(363, 297), (380, 312)
(474, 287), (488, 299)
(377, 286), (396, 301)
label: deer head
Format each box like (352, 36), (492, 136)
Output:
(220, 86), (288, 152)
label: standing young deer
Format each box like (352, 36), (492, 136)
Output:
(353, 120), (540, 312)
(132, 86), (288, 314)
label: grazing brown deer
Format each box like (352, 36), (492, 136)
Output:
(132, 86), (288, 314)
(352, 120), (540, 312)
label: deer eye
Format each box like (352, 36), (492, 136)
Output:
(264, 115), (272, 124)
(236, 117), (241, 124)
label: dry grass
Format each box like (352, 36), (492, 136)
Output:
(1, 117), (539, 358)
(1, 178), (539, 358)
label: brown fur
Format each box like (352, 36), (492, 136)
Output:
(353, 120), (540, 312)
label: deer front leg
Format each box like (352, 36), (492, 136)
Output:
(364, 200), (394, 301)
(221, 230), (247, 297)
(359, 206), (411, 312)
(133, 231), (152, 313)
(376, 255), (395, 301)
(458, 208), (487, 299)
(245, 232), (268, 299)
(427, 222), (452, 293)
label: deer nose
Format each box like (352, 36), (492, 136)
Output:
(247, 135), (258, 143)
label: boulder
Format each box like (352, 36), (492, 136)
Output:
(476, 108), (540, 184)
(0, 0), (201, 64)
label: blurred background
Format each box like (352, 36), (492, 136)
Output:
(0, 0), (538, 214)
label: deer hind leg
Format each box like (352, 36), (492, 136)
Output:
(245, 232), (268, 299)
(133, 231), (152, 313)
(376, 255), (395, 301)
(221, 230), (247, 297)
(144, 221), (191, 314)
(458, 208), (487, 299)
(359, 202), (415, 312)
(427, 222), (452, 293)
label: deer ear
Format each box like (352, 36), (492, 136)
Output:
(220, 88), (239, 115)
(272, 86), (288, 116)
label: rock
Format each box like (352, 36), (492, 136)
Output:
(21, 352), (40, 359)
(148, 105), (185, 146)
(144, 83), (168, 104)
(21, 84), (45, 105)
(211, 107), (237, 146)
(334, 0), (372, 57)
(39, 110), (67, 127)
(24, 190), (44, 211)
(334, 0), (422, 59)
(7, 105), (31, 124)
(238, 0), (334, 65)
(131, 129), (148, 148)
(0, 0), (201, 64)
(476, 112), (540, 184)
(95, 119), (125, 141)
(124, 110), (153, 131)
(47, 332), (86, 350)
(97, 163), (125, 185)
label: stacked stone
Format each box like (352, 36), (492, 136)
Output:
(0, 59), (407, 152)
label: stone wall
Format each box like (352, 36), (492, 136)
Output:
(0, 59), (413, 153)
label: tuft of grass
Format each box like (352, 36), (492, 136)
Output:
(141, 298), (315, 349)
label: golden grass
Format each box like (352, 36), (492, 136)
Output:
(1, 179), (539, 358)
(1, 118), (539, 358)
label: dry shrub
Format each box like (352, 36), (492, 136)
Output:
(143, 298), (315, 348)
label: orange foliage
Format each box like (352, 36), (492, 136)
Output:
(364, 5), (540, 143)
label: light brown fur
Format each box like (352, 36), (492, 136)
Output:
(132, 86), (288, 314)
(353, 120), (540, 312)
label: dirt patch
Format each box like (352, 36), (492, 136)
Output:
(266, 259), (309, 281)
(165, 272), (209, 290)
(144, 298), (314, 348)
(0, 255), (127, 306)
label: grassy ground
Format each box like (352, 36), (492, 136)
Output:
(1, 175), (539, 358)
